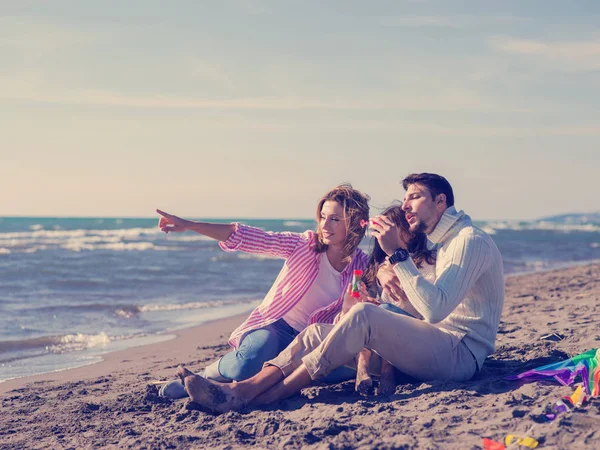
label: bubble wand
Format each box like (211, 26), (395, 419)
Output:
(351, 269), (363, 298)
(359, 218), (382, 228)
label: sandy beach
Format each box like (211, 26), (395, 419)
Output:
(1, 263), (598, 449)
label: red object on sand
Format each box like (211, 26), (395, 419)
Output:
(482, 438), (505, 450)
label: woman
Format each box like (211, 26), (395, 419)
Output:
(350, 204), (436, 395)
(157, 184), (370, 398)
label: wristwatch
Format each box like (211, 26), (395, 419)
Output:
(388, 248), (409, 265)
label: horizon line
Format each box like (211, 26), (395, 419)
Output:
(1, 211), (598, 223)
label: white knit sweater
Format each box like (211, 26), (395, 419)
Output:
(392, 206), (505, 368)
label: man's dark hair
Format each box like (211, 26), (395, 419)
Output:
(402, 173), (455, 207)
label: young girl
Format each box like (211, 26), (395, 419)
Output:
(348, 204), (436, 395)
(157, 184), (370, 398)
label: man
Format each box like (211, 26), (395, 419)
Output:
(177, 173), (505, 413)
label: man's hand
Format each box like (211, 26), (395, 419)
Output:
(156, 209), (192, 233)
(369, 215), (411, 255)
(377, 262), (405, 300)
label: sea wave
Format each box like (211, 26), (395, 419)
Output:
(0, 332), (112, 357)
(139, 298), (258, 312)
(31, 302), (142, 318)
(479, 226), (497, 235)
(283, 221), (308, 227)
(0, 227), (212, 253)
(29, 298), (257, 318)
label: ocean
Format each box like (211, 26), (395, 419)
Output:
(1, 216), (599, 382)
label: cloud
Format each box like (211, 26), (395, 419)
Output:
(544, 124), (600, 136)
(0, 85), (537, 114)
(380, 14), (530, 29)
(0, 70), (539, 114)
(491, 37), (600, 71)
(380, 15), (459, 28)
(0, 16), (103, 51)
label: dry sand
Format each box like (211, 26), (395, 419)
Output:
(1, 263), (599, 450)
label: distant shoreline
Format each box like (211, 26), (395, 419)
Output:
(504, 258), (600, 278)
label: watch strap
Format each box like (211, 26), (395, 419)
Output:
(388, 248), (409, 265)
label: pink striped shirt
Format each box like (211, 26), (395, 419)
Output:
(219, 223), (369, 348)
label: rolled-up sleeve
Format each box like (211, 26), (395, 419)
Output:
(219, 222), (244, 252)
(219, 223), (306, 260)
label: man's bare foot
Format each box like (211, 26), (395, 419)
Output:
(176, 366), (245, 414)
(355, 350), (374, 396)
(377, 362), (397, 396)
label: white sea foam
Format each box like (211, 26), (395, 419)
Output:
(170, 234), (213, 242)
(61, 241), (156, 252)
(0, 227), (194, 253)
(283, 221), (307, 227)
(480, 226), (497, 235)
(0, 227), (160, 241)
(139, 298), (258, 312)
(49, 332), (111, 354)
(0, 248), (10, 255)
(29, 224), (43, 231)
(236, 253), (280, 260)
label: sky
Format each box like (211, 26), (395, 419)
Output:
(1, 0), (599, 221)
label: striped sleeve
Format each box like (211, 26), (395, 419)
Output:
(219, 223), (307, 260)
(393, 234), (491, 323)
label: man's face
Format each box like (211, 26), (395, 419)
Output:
(402, 183), (445, 234)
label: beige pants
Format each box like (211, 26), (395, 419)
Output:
(267, 303), (477, 382)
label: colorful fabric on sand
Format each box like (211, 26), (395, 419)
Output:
(565, 384), (586, 407)
(505, 435), (539, 448)
(505, 348), (600, 397)
(482, 437), (506, 449)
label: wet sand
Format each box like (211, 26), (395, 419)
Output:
(1, 263), (599, 449)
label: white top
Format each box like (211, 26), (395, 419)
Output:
(392, 206), (505, 369)
(283, 252), (343, 332)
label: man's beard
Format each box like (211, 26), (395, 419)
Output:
(411, 220), (428, 234)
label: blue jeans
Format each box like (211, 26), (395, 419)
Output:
(379, 302), (415, 318)
(159, 318), (356, 399)
(219, 318), (299, 381)
(219, 318), (356, 383)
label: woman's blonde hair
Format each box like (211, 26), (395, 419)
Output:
(314, 183), (370, 262)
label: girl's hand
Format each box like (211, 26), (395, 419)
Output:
(342, 282), (380, 314)
(369, 215), (411, 255)
(376, 261), (406, 300)
(156, 209), (192, 233)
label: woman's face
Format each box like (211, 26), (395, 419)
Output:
(319, 200), (348, 247)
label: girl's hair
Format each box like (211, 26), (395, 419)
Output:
(362, 204), (436, 290)
(314, 183), (370, 262)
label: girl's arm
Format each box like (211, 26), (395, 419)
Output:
(157, 209), (234, 241)
(157, 209), (305, 260)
